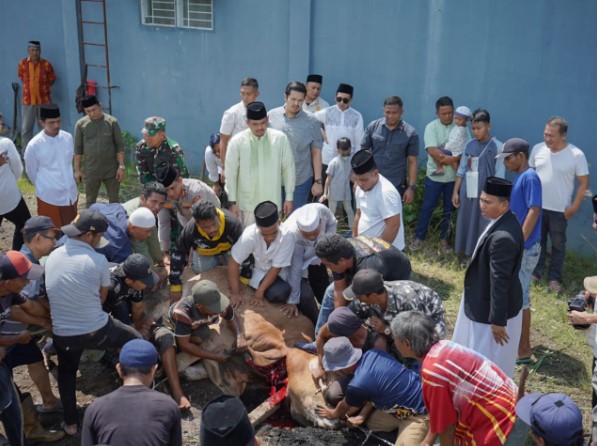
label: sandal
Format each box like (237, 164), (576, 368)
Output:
(60, 421), (79, 437)
(36, 402), (63, 413)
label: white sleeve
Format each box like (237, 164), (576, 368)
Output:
(204, 146), (220, 182)
(231, 229), (255, 264)
(157, 207), (172, 251)
(272, 232), (295, 268)
(24, 142), (38, 185)
(575, 149), (590, 176)
(378, 185), (402, 219)
(219, 107), (235, 136)
(3, 139), (23, 180)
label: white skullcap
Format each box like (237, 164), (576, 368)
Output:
(129, 208), (156, 228)
(455, 106), (472, 118)
(296, 205), (320, 232)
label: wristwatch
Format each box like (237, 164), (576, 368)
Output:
(314, 179), (323, 184)
(118, 165), (126, 170)
(383, 327), (391, 336)
(407, 184), (417, 191)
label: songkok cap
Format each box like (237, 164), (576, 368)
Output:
(296, 204), (320, 232)
(128, 207), (156, 229)
(0, 251), (44, 280)
(351, 149), (377, 175)
(22, 216), (58, 235)
(61, 209), (109, 237)
(328, 307), (362, 337)
(343, 269), (384, 301)
(584, 276), (597, 295)
(246, 102), (267, 121)
(119, 339), (158, 368)
(209, 133), (220, 149)
(516, 393), (584, 445)
(306, 74), (323, 84)
(336, 83), (354, 96)
(254, 201), (278, 228)
(454, 106), (472, 118)
(141, 116), (166, 136)
(322, 336), (362, 372)
(39, 104), (60, 120)
(200, 395), (255, 446)
(495, 138), (530, 159)
(81, 95), (99, 109)
(191, 280), (230, 313)
(28, 41), (41, 48)
(483, 176), (512, 198)
(155, 162), (179, 187)
(122, 253), (159, 288)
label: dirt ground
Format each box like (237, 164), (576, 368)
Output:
(0, 195), (393, 446)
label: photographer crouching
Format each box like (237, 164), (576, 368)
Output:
(568, 275), (597, 446)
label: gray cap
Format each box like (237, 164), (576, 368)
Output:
(322, 336), (362, 372)
(343, 269), (384, 301)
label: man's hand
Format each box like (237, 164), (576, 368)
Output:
(491, 325), (509, 346)
(169, 290), (182, 304)
(74, 170), (83, 183)
(229, 293), (244, 309)
(318, 194), (328, 204)
(311, 182), (323, 198)
(568, 310), (595, 326)
(213, 352), (231, 363)
(451, 193), (460, 209)
(564, 206), (578, 220)
(250, 295), (265, 307)
(162, 252), (171, 267)
(213, 183), (222, 196)
(370, 316), (387, 334)
(279, 304), (299, 318)
(115, 168), (125, 182)
(346, 414), (366, 427)
(403, 187), (414, 204)
(156, 266), (169, 283)
(229, 203), (240, 218)
(311, 363), (325, 381)
(18, 330), (33, 344)
(315, 405), (335, 419)
(283, 200), (293, 217)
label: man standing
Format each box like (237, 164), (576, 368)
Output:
(361, 96), (419, 202)
(74, 95), (125, 207)
(315, 83), (364, 173)
(24, 104), (78, 227)
(496, 138), (542, 363)
(302, 74), (329, 113)
(530, 116), (589, 292)
(269, 81), (324, 209)
(219, 77), (259, 181)
(135, 116), (189, 184)
(352, 150), (404, 251)
(411, 96), (459, 252)
(81, 339), (182, 446)
(452, 177), (524, 378)
(225, 102), (296, 226)
(17, 40), (56, 149)
(45, 209), (141, 435)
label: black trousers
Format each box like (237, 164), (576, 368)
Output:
(263, 276), (320, 326)
(0, 197), (31, 250)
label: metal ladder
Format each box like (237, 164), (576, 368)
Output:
(75, 0), (113, 113)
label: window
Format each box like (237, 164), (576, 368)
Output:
(141, 0), (213, 30)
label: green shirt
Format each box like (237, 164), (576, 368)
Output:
(74, 113), (124, 179)
(122, 197), (162, 267)
(423, 118), (455, 182)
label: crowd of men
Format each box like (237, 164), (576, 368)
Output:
(0, 39), (593, 445)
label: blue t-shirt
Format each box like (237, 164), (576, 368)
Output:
(510, 168), (542, 248)
(345, 349), (427, 418)
(90, 203), (132, 263)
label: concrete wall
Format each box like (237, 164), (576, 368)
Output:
(1, 0), (596, 255)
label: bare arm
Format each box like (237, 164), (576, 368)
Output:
(352, 209), (361, 238)
(452, 176), (463, 208)
(176, 335), (230, 362)
(219, 133), (231, 181)
(19, 299), (49, 318)
(565, 175), (589, 220)
(311, 147), (323, 197)
(438, 424), (455, 446)
(333, 278), (349, 309)
(74, 154), (83, 182)
(426, 147), (445, 164)
(521, 206), (541, 242)
(99, 286), (109, 305)
(403, 155), (418, 204)
(380, 214), (400, 245)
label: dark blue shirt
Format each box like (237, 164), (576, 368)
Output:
(361, 118), (419, 188)
(90, 203), (132, 263)
(510, 168), (542, 248)
(345, 349), (427, 418)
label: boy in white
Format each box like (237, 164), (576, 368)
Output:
(351, 150), (404, 250)
(319, 137), (354, 228)
(529, 116), (589, 291)
(432, 105), (471, 176)
(204, 133), (224, 198)
(228, 201), (295, 309)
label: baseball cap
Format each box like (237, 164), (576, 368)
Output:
(328, 307), (362, 337)
(495, 137), (530, 159)
(141, 116), (166, 136)
(128, 207), (156, 229)
(322, 336), (362, 372)
(22, 216), (59, 235)
(61, 209), (110, 248)
(516, 393), (584, 445)
(119, 339), (158, 368)
(343, 269), (384, 301)
(200, 395), (255, 446)
(0, 251), (44, 280)
(122, 254), (159, 288)
(192, 280), (230, 313)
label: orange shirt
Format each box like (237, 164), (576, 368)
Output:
(17, 57), (56, 105)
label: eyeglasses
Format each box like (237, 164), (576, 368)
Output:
(39, 234), (57, 241)
(336, 97), (350, 104)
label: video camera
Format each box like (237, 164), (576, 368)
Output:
(568, 292), (594, 330)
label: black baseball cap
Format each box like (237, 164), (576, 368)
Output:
(122, 254), (159, 288)
(495, 138), (530, 159)
(61, 210), (110, 248)
(22, 216), (59, 235)
(343, 269), (384, 301)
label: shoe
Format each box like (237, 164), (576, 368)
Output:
(409, 239), (422, 251)
(294, 341), (317, 355)
(548, 280), (562, 293)
(36, 401), (63, 414)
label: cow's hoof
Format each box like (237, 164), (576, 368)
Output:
(184, 362), (208, 381)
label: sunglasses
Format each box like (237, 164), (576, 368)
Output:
(336, 97), (350, 104)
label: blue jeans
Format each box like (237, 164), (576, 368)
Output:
(292, 177), (314, 211)
(415, 177), (455, 241)
(314, 283), (335, 337)
(0, 363), (27, 446)
(533, 210), (567, 281)
(519, 242), (541, 309)
(192, 252), (229, 274)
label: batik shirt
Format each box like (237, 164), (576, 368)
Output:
(135, 137), (189, 184)
(17, 57), (56, 105)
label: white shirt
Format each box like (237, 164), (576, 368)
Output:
(355, 174), (404, 250)
(24, 129), (78, 206)
(529, 142), (589, 212)
(204, 145), (222, 182)
(315, 105), (364, 165)
(0, 137), (24, 214)
(219, 101), (248, 137)
(303, 97), (330, 114)
(231, 223), (295, 289)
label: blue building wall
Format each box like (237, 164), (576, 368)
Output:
(1, 0), (596, 255)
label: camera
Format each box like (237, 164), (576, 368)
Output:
(568, 292), (592, 330)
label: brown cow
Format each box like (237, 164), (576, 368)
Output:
(147, 267), (338, 428)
